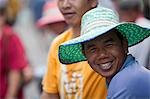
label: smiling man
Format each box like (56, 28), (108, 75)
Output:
(82, 29), (127, 83)
(59, 7), (150, 99)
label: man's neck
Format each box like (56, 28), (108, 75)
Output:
(72, 25), (81, 38)
(106, 54), (128, 85)
(106, 77), (112, 84)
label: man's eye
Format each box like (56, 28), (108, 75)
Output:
(105, 42), (113, 47)
(89, 48), (97, 53)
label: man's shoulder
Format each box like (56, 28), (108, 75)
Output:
(126, 66), (150, 86)
(108, 66), (150, 98)
(109, 65), (150, 96)
(112, 65), (150, 84)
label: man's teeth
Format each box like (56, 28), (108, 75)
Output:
(100, 62), (112, 70)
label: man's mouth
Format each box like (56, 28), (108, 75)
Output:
(63, 12), (75, 18)
(98, 61), (113, 70)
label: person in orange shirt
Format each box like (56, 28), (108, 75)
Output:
(41, 0), (107, 99)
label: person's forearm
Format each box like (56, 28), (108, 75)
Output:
(6, 70), (21, 99)
(41, 91), (60, 99)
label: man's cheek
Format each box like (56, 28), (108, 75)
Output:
(88, 61), (94, 69)
(88, 58), (95, 65)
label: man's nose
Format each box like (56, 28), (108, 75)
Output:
(62, 0), (71, 9)
(97, 48), (107, 59)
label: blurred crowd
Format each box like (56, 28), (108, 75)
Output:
(0, 0), (149, 99)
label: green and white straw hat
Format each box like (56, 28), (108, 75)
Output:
(59, 7), (150, 64)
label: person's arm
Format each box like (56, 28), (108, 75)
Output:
(41, 91), (60, 99)
(5, 70), (21, 99)
(41, 38), (61, 98)
(5, 30), (31, 99)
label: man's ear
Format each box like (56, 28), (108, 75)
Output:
(89, 0), (98, 8)
(122, 38), (128, 54)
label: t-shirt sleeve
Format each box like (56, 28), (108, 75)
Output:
(42, 30), (72, 94)
(42, 40), (59, 93)
(8, 34), (28, 71)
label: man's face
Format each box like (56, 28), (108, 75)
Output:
(118, 10), (137, 22)
(57, 0), (96, 27)
(83, 30), (128, 80)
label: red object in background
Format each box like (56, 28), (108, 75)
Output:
(0, 25), (28, 99)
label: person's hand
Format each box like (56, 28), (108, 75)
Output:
(22, 66), (33, 84)
(5, 94), (17, 99)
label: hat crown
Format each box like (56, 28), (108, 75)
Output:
(81, 7), (119, 35)
(43, 1), (62, 18)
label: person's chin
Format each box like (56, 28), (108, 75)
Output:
(97, 67), (116, 78)
(102, 71), (115, 78)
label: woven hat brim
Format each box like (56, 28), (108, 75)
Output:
(59, 22), (150, 64)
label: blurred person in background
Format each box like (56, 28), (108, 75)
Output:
(0, 0), (33, 99)
(35, 0), (68, 92)
(117, 0), (150, 25)
(111, 0), (150, 20)
(41, 0), (107, 99)
(116, 0), (150, 69)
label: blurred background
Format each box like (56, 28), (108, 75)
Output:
(0, 0), (149, 99)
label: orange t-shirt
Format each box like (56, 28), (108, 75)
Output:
(42, 29), (107, 99)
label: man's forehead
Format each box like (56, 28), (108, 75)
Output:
(92, 30), (118, 41)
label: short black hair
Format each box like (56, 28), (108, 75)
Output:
(0, 6), (6, 16)
(118, 0), (144, 12)
(115, 29), (124, 42)
(0, 6), (16, 26)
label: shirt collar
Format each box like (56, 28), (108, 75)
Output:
(119, 54), (135, 71)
